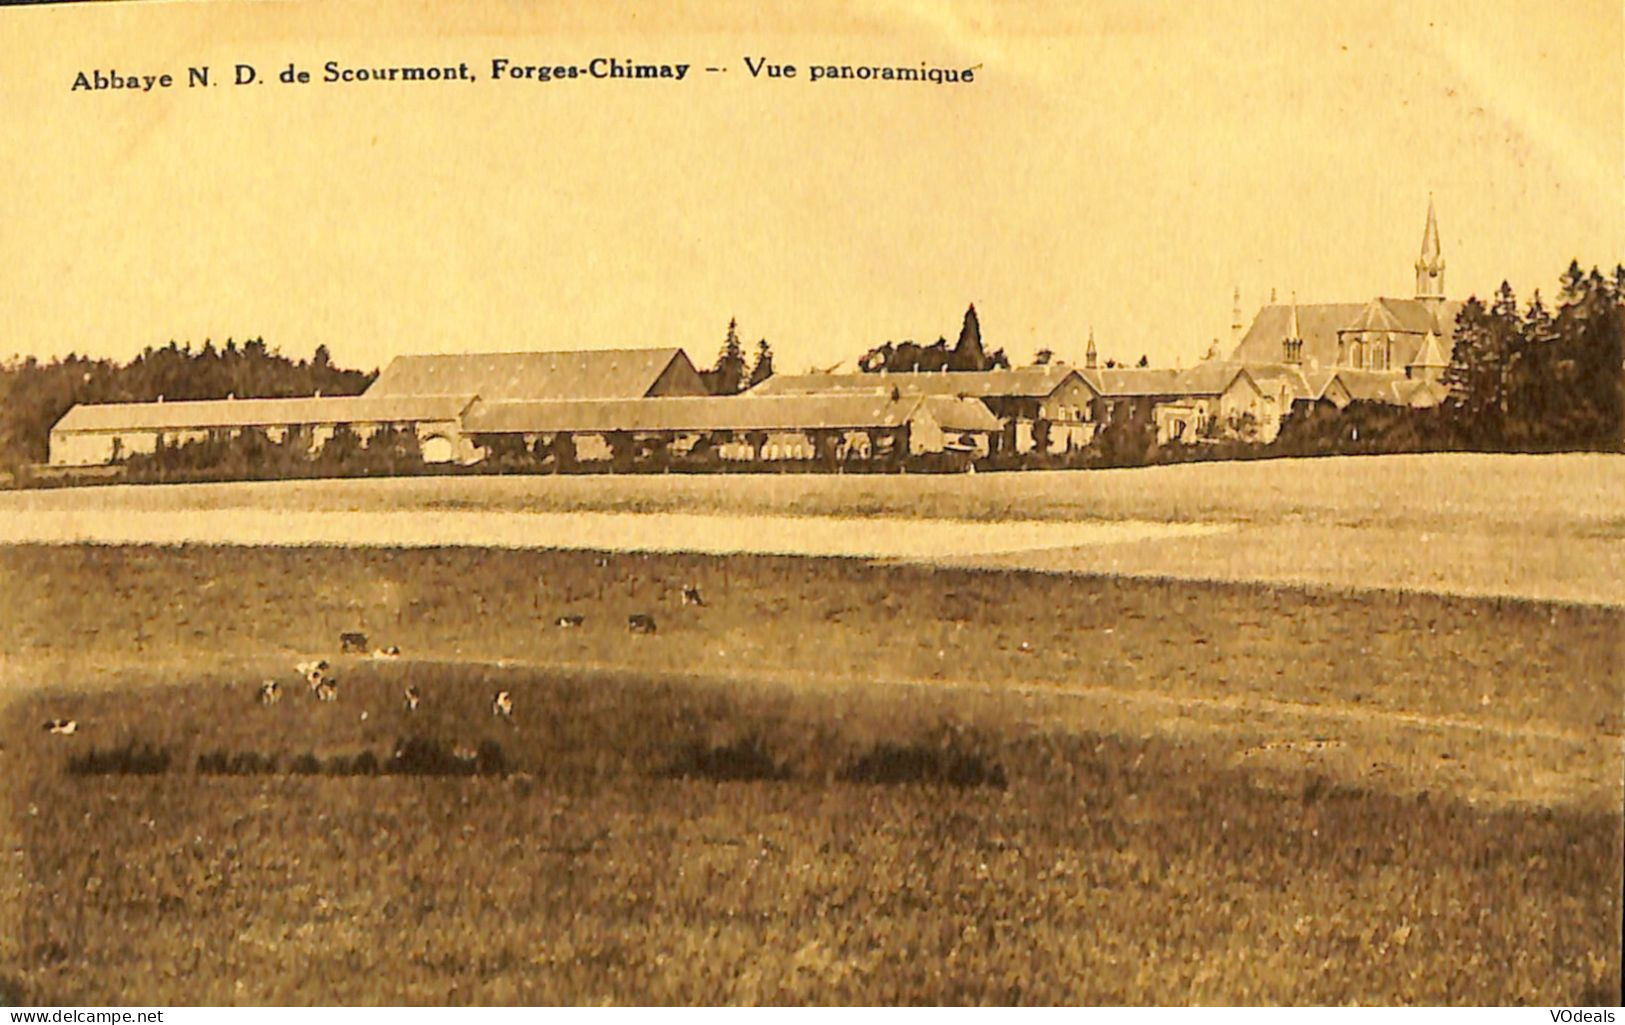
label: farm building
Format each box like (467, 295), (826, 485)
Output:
(47, 394), (479, 466)
(1084, 363), (1273, 444)
(461, 392), (1002, 467)
(749, 366), (1100, 453)
(366, 347), (708, 401)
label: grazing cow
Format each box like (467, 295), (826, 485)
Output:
(339, 631), (368, 654)
(314, 679), (339, 702)
(403, 686), (420, 712)
(43, 718), (78, 736)
(258, 680), (282, 705)
(680, 585), (706, 607)
(627, 613), (657, 635)
(555, 614), (585, 628)
(372, 645), (402, 659)
(295, 659), (330, 678)
(492, 690), (514, 720)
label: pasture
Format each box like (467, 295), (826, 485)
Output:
(8, 452), (1622, 531)
(5, 453), (1623, 605)
(0, 542), (1620, 1004)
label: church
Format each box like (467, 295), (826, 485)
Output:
(1217, 199), (1461, 421)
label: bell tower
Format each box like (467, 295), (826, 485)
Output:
(1415, 195), (1445, 301)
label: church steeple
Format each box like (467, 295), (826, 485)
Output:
(1085, 327), (1098, 370)
(1415, 195), (1445, 301)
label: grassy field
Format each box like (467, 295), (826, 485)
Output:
(8, 453), (1624, 606)
(6, 452), (1623, 534)
(1, 543), (1620, 1004)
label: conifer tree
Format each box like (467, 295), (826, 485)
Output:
(748, 338), (775, 387)
(950, 304), (986, 371)
(709, 318), (748, 395)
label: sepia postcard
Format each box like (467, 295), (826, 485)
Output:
(0, 0), (1621, 1009)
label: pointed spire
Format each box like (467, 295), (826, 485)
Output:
(1415, 195), (1445, 300)
(1284, 292), (1303, 364)
(1231, 285), (1243, 347)
(1419, 194), (1441, 263)
(1085, 326), (1098, 370)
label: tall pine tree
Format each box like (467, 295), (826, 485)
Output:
(707, 318), (748, 395)
(950, 304), (987, 371)
(748, 338), (774, 387)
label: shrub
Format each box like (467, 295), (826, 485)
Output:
(389, 736), (477, 777)
(664, 736), (790, 782)
(840, 739), (1007, 789)
(66, 742), (171, 776)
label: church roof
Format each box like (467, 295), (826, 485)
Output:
(1345, 298), (1408, 335)
(1409, 330), (1450, 369)
(1231, 298), (1464, 368)
(367, 348), (701, 401)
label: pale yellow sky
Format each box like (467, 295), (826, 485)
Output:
(2, 0), (1620, 373)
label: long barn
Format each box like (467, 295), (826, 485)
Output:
(462, 392), (1001, 465)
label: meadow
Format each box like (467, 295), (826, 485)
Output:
(6, 452), (1622, 535)
(1, 542), (1620, 1004)
(8, 453), (1623, 606)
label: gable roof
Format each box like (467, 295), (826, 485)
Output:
(366, 348), (699, 401)
(1410, 330), (1450, 369)
(1080, 367), (1184, 396)
(748, 366), (1092, 400)
(1328, 369), (1415, 404)
(52, 394), (477, 434)
(462, 393), (1001, 435)
(1083, 363), (1257, 398)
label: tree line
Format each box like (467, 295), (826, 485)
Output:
(858, 304), (1012, 374)
(1438, 262), (1623, 450)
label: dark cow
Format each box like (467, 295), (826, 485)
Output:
(627, 613), (657, 635)
(339, 631), (368, 654)
(680, 585), (705, 607)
